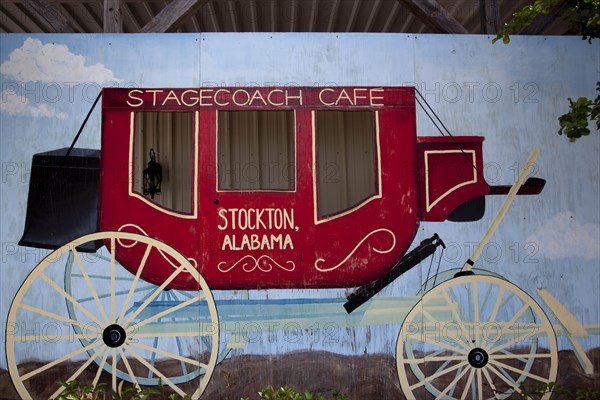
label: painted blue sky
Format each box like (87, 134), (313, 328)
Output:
(0, 34), (599, 367)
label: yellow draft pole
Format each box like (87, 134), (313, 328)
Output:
(461, 148), (540, 272)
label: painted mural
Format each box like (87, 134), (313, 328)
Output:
(0, 33), (598, 399)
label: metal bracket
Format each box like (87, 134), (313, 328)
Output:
(344, 233), (445, 313)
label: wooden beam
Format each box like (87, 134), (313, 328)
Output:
(397, 0), (468, 34)
(20, 0), (75, 32)
(104, 0), (122, 33)
(480, 0), (500, 34)
(141, 0), (209, 33)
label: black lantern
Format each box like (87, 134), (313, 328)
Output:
(143, 148), (162, 199)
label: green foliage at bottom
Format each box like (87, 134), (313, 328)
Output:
(241, 385), (348, 400)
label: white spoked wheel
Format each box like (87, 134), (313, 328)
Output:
(396, 274), (558, 400)
(6, 232), (219, 400)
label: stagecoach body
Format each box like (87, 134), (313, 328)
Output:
(10, 85), (570, 400)
(96, 86), (489, 290)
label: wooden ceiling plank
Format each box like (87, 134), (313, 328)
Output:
(382, 0), (400, 32)
(289, 0), (297, 31)
(190, 14), (201, 31)
(397, 0), (468, 34)
(248, 0), (258, 32)
(80, 2), (103, 32)
(20, 0), (76, 32)
(308, 0), (318, 32)
(141, 0), (209, 33)
(399, 12), (415, 32)
(206, 0), (219, 31)
(104, 0), (123, 32)
(345, 0), (360, 32)
(326, 0), (340, 32)
(0, 7), (27, 33)
(364, 0), (383, 32)
(12, 3), (46, 32)
(121, 2), (142, 31)
(54, 3), (86, 32)
(228, 0), (238, 32)
(270, 0), (277, 32)
(480, 0), (500, 34)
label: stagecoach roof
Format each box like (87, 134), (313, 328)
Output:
(0, 0), (573, 36)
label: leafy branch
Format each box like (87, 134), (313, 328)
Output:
(493, 0), (599, 142)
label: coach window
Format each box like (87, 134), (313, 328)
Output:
(133, 112), (195, 214)
(316, 110), (377, 218)
(218, 110), (295, 191)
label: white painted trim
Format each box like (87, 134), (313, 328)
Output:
(424, 149), (477, 213)
(215, 109), (298, 193)
(128, 111), (199, 219)
(315, 228), (396, 272)
(312, 110), (383, 225)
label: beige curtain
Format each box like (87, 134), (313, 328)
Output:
(218, 110), (295, 191)
(317, 110), (376, 217)
(134, 112), (194, 213)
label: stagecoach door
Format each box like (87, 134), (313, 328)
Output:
(204, 108), (311, 289)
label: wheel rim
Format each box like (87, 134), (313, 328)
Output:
(396, 275), (558, 400)
(6, 232), (219, 400)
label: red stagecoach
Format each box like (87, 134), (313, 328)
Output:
(7, 86), (557, 400)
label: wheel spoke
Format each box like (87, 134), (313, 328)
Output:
(48, 345), (107, 399)
(123, 263), (187, 327)
(111, 348), (117, 393)
(18, 304), (101, 332)
(118, 243), (153, 324)
(487, 363), (522, 394)
(110, 238), (117, 323)
(92, 347), (111, 388)
(459, 368), (475, 400)
(410, 361), (468, 390)
(21, 340), (103, 381)
(407, 355), (466, 364)
(481, 366), (501, 399)
(72, 248), (110, 325)
(488, 287), (505, 324)
(490, 352), (552, 362)
(39, 272), (104, 327)
(127, 294), (206, 333)
(410, 333), (468, 355)
(434, 363), (470, 400)
(118, 348), (141, 392)
(476, 368), (483, 399)
(74, 286), (155, 304)
(14, 333), (99, 342)
(129, 341), (208, 369)
(473, 281), (480, 341)
(489, 359), (551, 383)
(441, 290), (474, 350)
(487, 325), (541, 355)
(123, 344), (187, 397)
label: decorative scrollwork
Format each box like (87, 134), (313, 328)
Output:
(218, 255), (295, 273)
(315, 228), (396, 272)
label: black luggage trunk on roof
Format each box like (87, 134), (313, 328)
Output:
(19, 148), (101, 252)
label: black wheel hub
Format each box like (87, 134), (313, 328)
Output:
(468, 348), (489, 368)
(103, 324), (126, 348)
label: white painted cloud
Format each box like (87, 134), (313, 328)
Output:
(0, 38), (119, 84)
(1, 90), (67, 119)
(527, 212), (600, 261)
